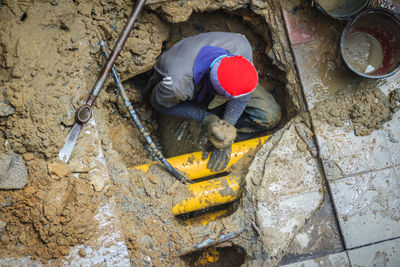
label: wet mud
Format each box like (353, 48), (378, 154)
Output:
(312, 79), (394, 136)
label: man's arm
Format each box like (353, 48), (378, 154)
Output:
(151, 94), (208, 121)
(223, 94), (252, 126)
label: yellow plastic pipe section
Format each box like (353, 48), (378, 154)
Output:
(172, 175), (243, 216)
(133, 135), (270, 180)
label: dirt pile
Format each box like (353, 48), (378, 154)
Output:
(0, 0), (168, 261)
(312, 80), (394, 136)
(0, 159), (100, 261)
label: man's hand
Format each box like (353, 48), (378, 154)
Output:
(202, 146), (232, 172)
(201, 114), (237, 148)
(200, 114), (236, 171)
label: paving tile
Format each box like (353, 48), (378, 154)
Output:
(314, 120), (393, 180)
(286, 7), (362, 110)
(383, 111), (400, 165)
(329, 168), (400, 249)
(280, 251), (350, 267)
(292, 44), (359, 110)
(348, 238), (400, 267)
(282, 10), (315, 46)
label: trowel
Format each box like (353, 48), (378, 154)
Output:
(59, 0), (146, 163)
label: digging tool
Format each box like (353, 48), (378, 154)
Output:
(99, 40), (186, 182)
(59, 0), (147, 163)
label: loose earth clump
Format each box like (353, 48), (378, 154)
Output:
(312, 80), (394, 136)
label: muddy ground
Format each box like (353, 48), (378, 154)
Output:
(0, 0), (396, 266)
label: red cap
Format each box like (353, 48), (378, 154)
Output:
(211, 55), (258, 98)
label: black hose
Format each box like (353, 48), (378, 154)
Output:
(100, 40), (187, 182)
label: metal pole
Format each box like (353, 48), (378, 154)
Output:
(90, 0), (147, 98)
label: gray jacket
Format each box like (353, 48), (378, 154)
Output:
(153, 32), (254, 108)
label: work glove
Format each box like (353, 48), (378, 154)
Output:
(200, 114), (236, 172)
(203, 146), (232, 172)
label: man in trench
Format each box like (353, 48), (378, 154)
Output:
(145, 32), (281, 172)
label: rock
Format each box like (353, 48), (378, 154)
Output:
(79, 248), (87, 257)
(22, 152), (35, 161)
(87, 171), (106, 192)
(0, 221), (7, 233)
(0, 152), (28, 189)
(0, 102), (15, 117)
(390, 88), (400, 113)
(48, 161), (70, 179)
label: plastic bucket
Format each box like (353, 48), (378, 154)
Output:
(315, 0), (370, 20)
(340, 8), (400, 79)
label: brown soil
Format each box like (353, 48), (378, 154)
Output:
(0, 0), (167, 262)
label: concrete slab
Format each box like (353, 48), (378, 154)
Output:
(314, 120), (393, 180)
(329, 168), (400, 249)
(347, 238), (400, 267)
(279, 194), (343, 265)
(247, 122), (324, 265)
(0, 257), (43, 267)
(280, 251), (350, 267)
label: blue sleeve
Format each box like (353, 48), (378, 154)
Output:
(223, 94), (251, 125)
(151, 95), (208, 122)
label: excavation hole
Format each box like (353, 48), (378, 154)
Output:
(107, 9), (297, 168)
(151, 10), (295, 158)
(182, 245), (246, 267)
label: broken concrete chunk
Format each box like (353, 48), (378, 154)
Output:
(87, 171), (106, 192)
(0, 102), (15, 117)
(0, 152), (28, 189)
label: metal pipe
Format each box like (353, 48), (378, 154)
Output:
(172, 175), (244, 216)
(90, 0), (147, 98)
(59, 0), (147, 163)
(100, 40), (186, 182)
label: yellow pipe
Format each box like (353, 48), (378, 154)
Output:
(133, 135), (270, 180)
(172, 175), (243, 216)
(184, 209), (228, 227)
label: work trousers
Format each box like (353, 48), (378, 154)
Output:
(154, 83), (281, 157)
